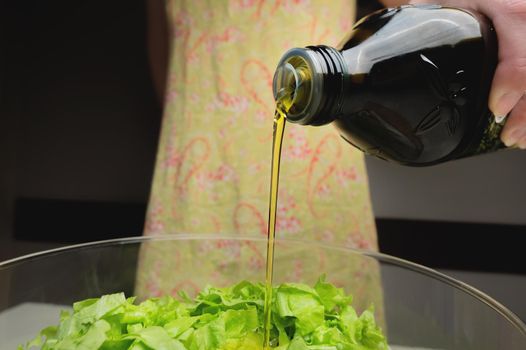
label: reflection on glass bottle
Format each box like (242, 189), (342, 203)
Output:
(273, 5), (502, 166)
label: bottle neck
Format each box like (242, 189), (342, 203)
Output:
(273, 46), (346, 126)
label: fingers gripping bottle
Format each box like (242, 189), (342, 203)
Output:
(273, 5), (502, 166)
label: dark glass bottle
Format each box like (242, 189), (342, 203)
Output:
(273, 5), (503, 166)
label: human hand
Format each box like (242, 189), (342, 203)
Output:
(411, 0), (526, 148)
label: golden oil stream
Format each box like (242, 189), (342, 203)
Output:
(263, 88), (294, 349)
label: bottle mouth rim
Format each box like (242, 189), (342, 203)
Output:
(273, 48), (324, 124)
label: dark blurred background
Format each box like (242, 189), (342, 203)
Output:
(1, 0), (525, 319)
(0, 0), (160, 257)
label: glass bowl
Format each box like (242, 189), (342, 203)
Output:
(0, 235), (524, 349)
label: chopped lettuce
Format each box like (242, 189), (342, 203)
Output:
(20, 276), (387, 350)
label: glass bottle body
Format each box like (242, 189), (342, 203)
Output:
(274, 5), (501, 166)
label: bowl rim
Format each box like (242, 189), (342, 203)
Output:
(1, 234), (525, 335)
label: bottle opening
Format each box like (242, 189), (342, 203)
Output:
(273, 47), (342, 125)
(273, 56), (313, 119)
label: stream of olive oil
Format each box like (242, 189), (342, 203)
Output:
(263, 90), (293, 349)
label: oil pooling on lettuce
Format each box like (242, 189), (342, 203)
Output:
(21, 276), (388, 350)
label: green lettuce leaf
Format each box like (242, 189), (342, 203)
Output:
(21, 279), (387, 350)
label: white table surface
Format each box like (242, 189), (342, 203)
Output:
(0, 303), (68, 350)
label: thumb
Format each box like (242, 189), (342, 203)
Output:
(487, 4), (526, 117)
(485, 3), (526, 146)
